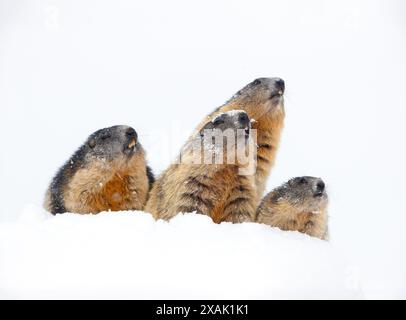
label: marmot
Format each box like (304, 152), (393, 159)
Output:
(195, 77), (285, 204)
(145, 110), (257, 223)
(256, 176), (328, 240)
(44, 125), (155, 214)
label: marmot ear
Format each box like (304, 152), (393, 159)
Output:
(88, 138), (96, 149)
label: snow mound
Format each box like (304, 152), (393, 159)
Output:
(0, 205), (363, 299)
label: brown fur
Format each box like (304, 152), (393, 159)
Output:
(256, 177), (328, 240)
(63, 154), (149, 214)
(147, 78), (285, 222)
(146, 162), (256, 223)
(195, 78), (285, 204)
(145, 111), (257, 223)
(213, 105), (284, 203)
(44, 125), (152, 214)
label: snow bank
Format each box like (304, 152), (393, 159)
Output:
(0, 205), (362, 299)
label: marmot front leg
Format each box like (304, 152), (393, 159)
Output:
(222, 199), (256, 223)
(176, 176), (216, 216)
(222, 179), (256, 223)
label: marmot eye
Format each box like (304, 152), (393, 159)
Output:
(100, 134), (111, 141)
(213, 119), (224, 126)
(252, 79), (261, 86)
(299, 177), (307, 184)
(88, 139), (96, 148)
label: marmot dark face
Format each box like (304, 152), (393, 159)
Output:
(271, 176), (328, 213)
(227, 77), (285, 114)
(86, 125), (138, 161)
(182, 110), (253, 167)
(197, 110), (254, 170)
(198, 110), (252, 155)
(200, 110), (251, 134)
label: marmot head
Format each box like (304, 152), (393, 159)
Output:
(199, 110), (252, 148)
(182, 110), (253, 165)
(192, 110), (254, 169)
(200, 110), (251, 134)
(85, 125), (139, 161)
(227, 77), (285, 118)
(270, 176), (328, 214)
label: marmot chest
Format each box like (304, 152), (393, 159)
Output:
(294, 212), (314, 232)
(206, 167), (240, 223)
(100, 174), (134, 210)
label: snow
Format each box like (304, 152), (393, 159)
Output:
(1, 0), (406, 299)
(0, 205), (362, 299)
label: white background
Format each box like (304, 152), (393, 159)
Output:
(0, 0), (405, 298)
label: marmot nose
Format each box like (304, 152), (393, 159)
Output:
(315, 180), (325, 195)
(238, 112), (250, 126)
(273, 78), (285, 93)
(125, 127), (137, 139)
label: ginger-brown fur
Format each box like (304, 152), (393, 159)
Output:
(195, 78), (285, 204)
(256, 176), (328, 240)
(145, 111), (257, 223)
(44, 125), (154, 214)
(61, 155), (149, 214)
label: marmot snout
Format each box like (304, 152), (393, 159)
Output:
(44, 125), (154, 214)
(228, 77), (285, 116)
(256, 176), (329, 240)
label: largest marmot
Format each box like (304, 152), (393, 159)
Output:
(44, 125), (154, 214)
(196, 77), (285, 203)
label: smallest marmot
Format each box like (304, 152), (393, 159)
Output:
(256, 176), (328, 240)
(44, 125), (154, 214)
